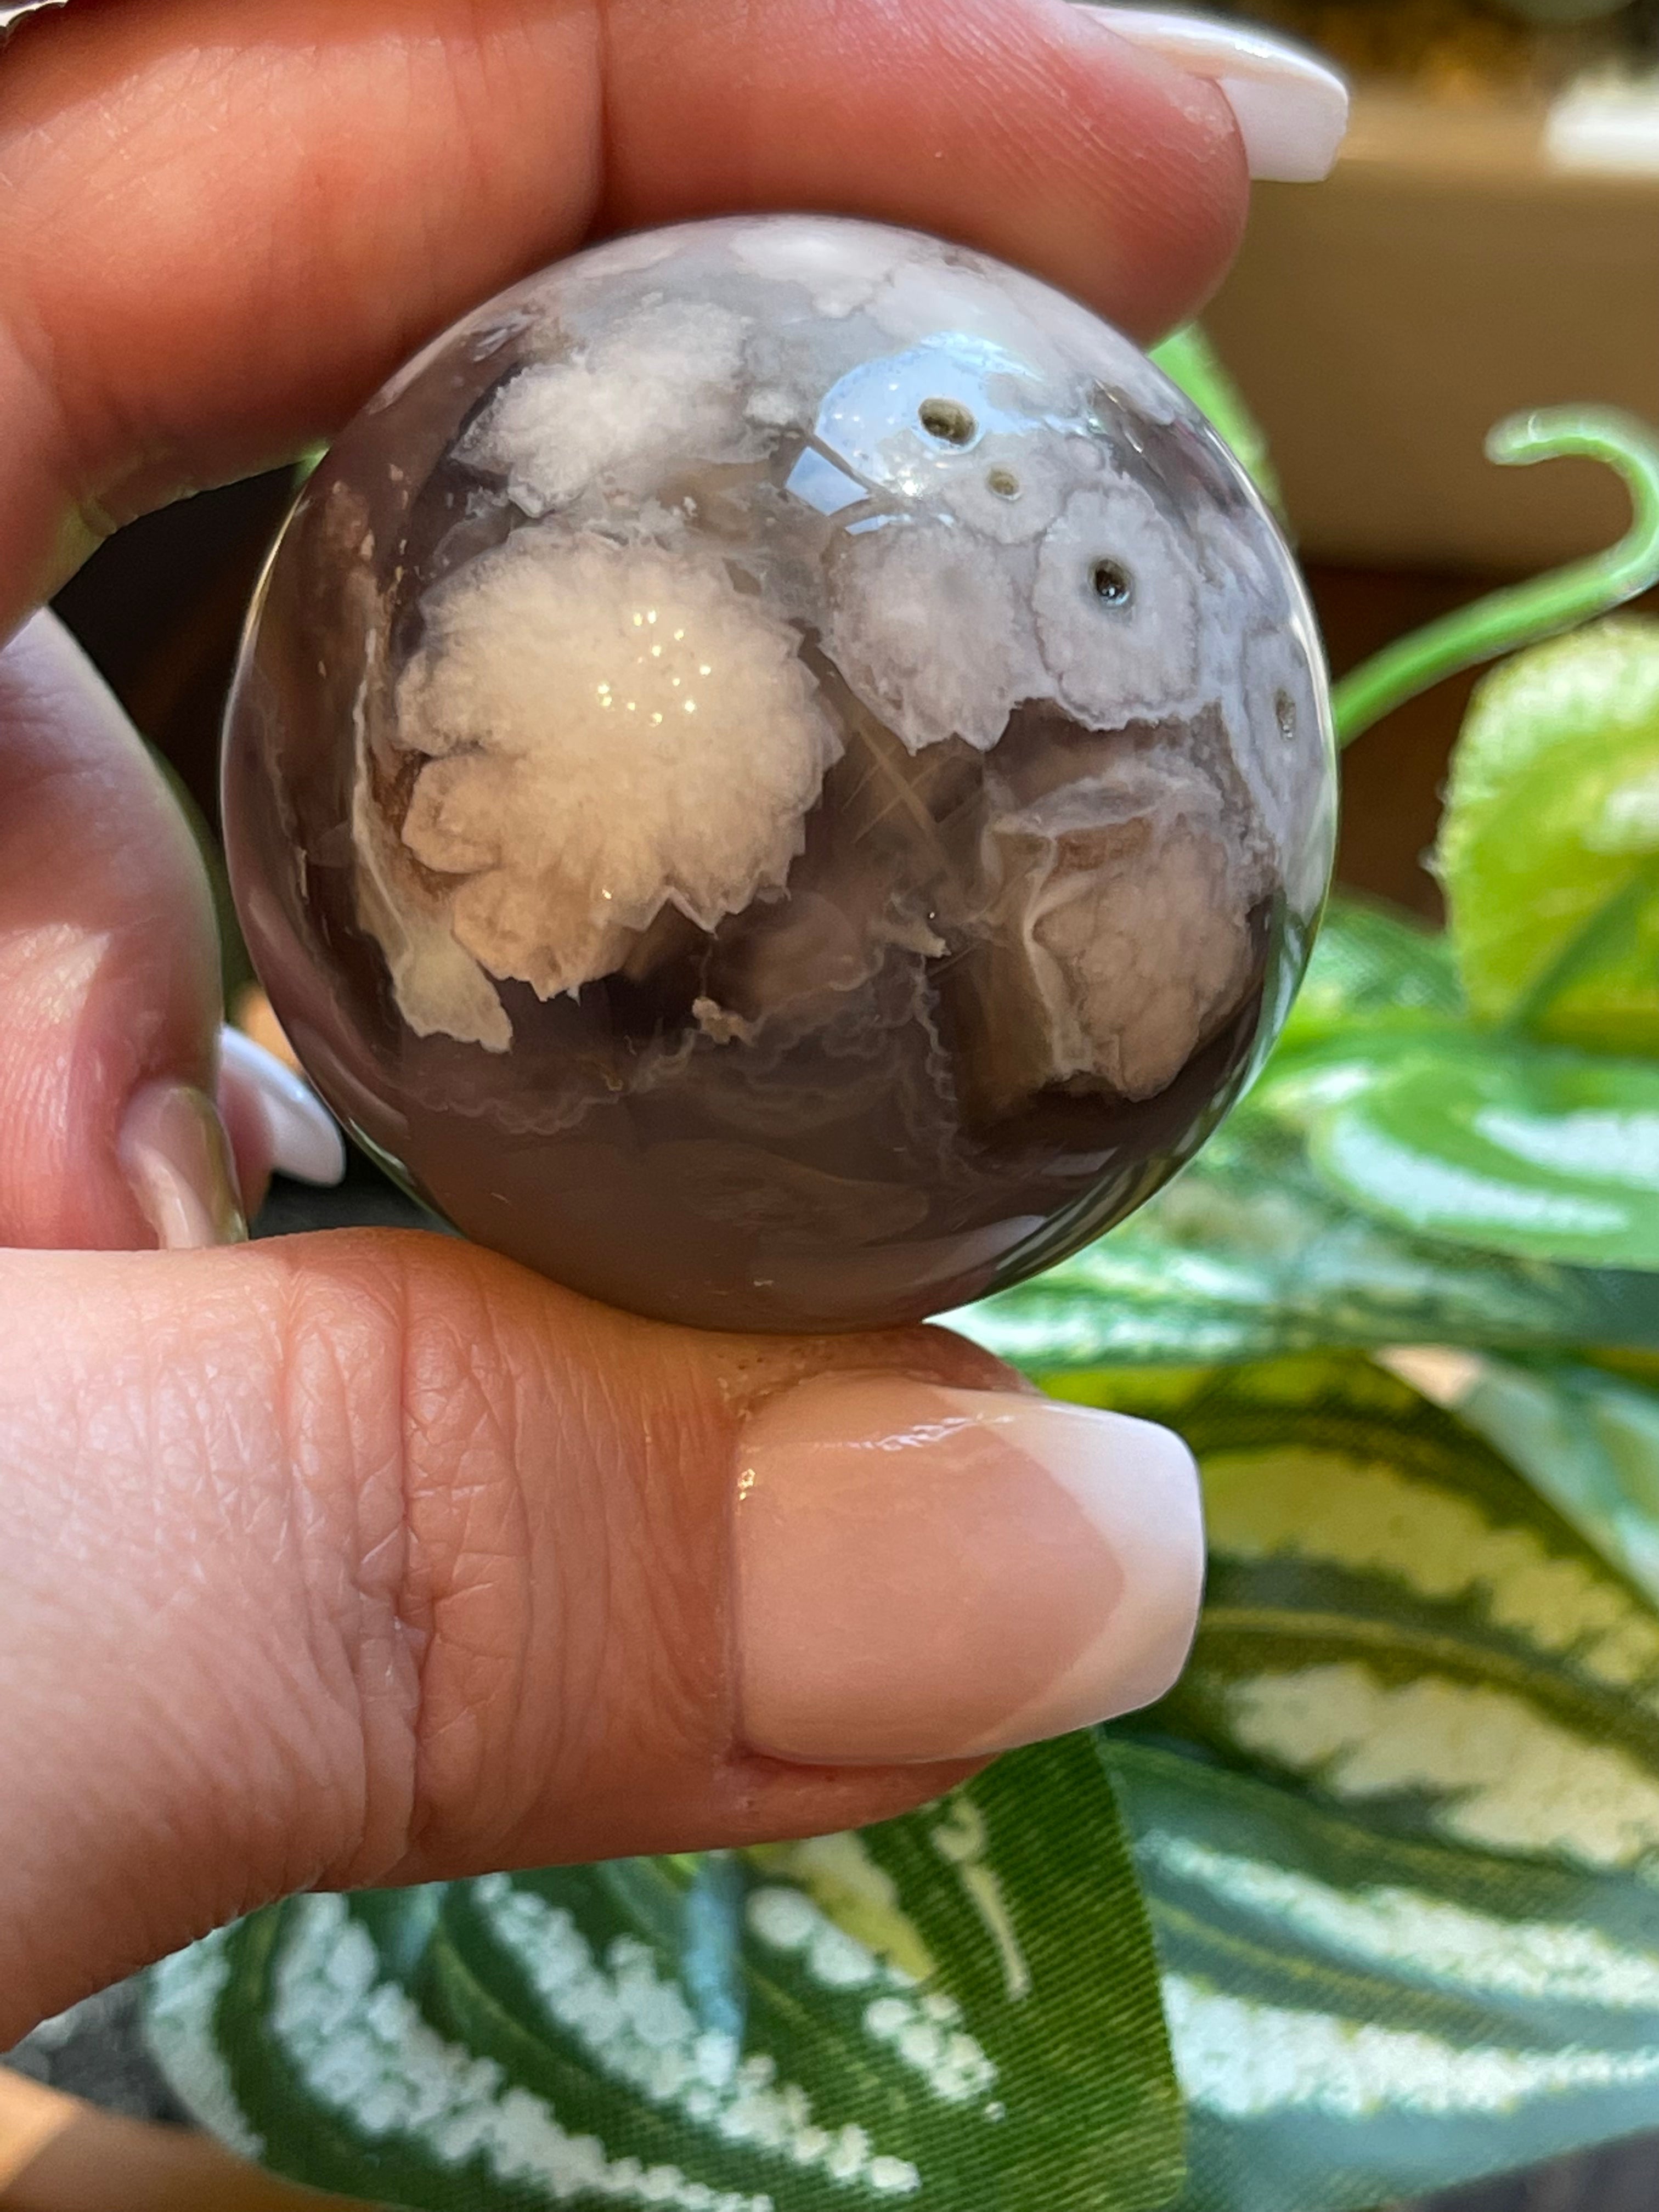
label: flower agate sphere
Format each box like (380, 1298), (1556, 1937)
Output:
(224, 216), (1335, 1332)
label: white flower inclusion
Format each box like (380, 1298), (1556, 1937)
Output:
(994, 766), (1257, 1102)
(460, 301), (752, 517)
(394, 532), (838, 1003)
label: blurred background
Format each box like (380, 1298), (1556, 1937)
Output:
(1200, 0), (1659, 578)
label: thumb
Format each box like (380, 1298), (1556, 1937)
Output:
(0, 1232), (1202, 2045)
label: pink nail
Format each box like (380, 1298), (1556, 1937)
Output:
(734, 1374), (1204, 1766)
(119, 1082), (248, 1251)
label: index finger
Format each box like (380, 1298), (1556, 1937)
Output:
(0, 0), (1248, 631)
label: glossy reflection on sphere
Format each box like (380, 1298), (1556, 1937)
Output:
(225, 216), (1336, 1332)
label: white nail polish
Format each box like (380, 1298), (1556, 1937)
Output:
(219, 1026), (348, 1188)
(1076, 5), (1350, 183)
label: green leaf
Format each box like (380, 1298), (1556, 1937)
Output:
(1082, 1356), (1659, 2211)
(144, 1737), (1183, 2212)
(1149, 327), (1283, 517)
(1438, 614), (1659, 1053)
(1300, 1036), (1659, 1271)
(1240, 913), (1659, 1280)
(957, 1105), (1659, 1373)
(1273, 896), (1462, 1048)
(958, 898), (1659, 1369)
(1395, 1348), (1659, 1613)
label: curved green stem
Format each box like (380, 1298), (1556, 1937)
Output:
(1332, 408), (1659, 751)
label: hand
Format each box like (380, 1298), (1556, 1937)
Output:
(0, 0), (1268, 2100)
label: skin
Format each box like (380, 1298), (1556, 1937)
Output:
(0, 0), (1245, 2076)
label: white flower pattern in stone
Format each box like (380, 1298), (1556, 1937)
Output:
(226, 212), (1333, 1335)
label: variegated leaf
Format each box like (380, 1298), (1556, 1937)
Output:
(957, 900), (1659, 1371)
(1388, 1347), (1659, 1613)
(1274, 895), (1463, 1041)
(144, 1735), (1182, 2212)
(1077, 1356), (1659, 2211)
(955, 1106), (1659, 1372)
(1271, 1037), (1659, 1274)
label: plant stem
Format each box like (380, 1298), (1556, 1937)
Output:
(1332, 409), (1659, 752)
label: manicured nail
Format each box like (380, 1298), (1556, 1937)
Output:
(734, 1374), (1204, 1765)
(220, 1025), (347, 1187)
(1077, 5), (1350, 182)
(119, 1082), (249, 1250)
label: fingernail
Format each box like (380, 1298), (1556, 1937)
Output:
(220, 1025), (347, 1187)
(1077, 5), (1350, 182)
(119, 1082), (249, 1250)
(734, 1374), (1204, 1765)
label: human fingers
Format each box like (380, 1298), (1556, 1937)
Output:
(0, 615), (340, 1249)
(0, 0), (1263, 633)
(0, 1232), (1202, 2047)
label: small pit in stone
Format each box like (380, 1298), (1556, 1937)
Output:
(1274, 689), (1297, 743)
(918, 397), (977, 447)
(986, 466), (1020, 499)
(1090, 557), (1133, 608)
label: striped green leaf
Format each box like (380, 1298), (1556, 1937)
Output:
(957, 900), (1659, 1371)
(1256, 891), (1659, 1272)
(1392, 1347), (1659, 1612)
(144, 1735), (1183, 2212)
(956, 1104), (1659, 1372)
(1274, 894), (1463, 1042)
(1077, 1356), (1659, 2211)
(1298, 1038), (1659, 1272)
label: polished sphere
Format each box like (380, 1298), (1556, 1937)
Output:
(225, 216), (1335, 1332)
